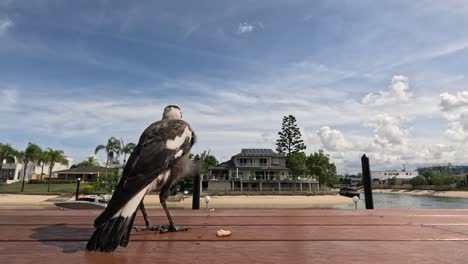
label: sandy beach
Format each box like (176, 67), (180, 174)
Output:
(145, 195), (353, 209)
(0, 194), (353, 209)
(374, 189), (468, 199)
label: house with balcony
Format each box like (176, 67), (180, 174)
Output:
(209, 149), (290, 181)
(207, 149), (319, 192)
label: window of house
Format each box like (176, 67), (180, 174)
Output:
(239, 158), (247, 165)
(274, 158), (279, 164)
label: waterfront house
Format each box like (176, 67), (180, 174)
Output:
(208, 149), (319, 192)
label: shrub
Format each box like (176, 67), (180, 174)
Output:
(431, 174), (460, 186)
(409, 176), (427, 186)
(98, 171), (120, 192)
(91, 182), (101, 190)
(81, 185), (94, 194)
(29, 179), (78, 184)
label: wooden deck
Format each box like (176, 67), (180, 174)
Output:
(2, 209), (468, 263)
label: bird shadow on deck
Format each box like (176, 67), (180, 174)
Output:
(31, 224), (92, 253)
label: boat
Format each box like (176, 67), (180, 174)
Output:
(339, 186), (360, 198)
(54, 195), (108, 210)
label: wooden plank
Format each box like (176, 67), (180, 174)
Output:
(2, 208), (468, 216)
(3, 215), (468, 226)
(0, 241), (467, 264)
(1, 224), (467, 241)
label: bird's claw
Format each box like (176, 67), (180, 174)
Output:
(133, 225), (191, 233)
(159, 225), (191, 233)
(133, 225), (164, 232)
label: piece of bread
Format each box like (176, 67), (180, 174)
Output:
(217, 229), (232, 237)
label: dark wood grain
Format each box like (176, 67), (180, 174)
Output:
(1, 209), (468, 263)
(1, 241), (468, 264)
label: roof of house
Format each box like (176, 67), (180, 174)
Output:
(209, 149), (289, 171)
(232, 149), (286, 158)
(209, 159), (289, 171)
(55, 166), (118, 174)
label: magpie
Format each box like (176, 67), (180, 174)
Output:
(86, 105), (196, 252)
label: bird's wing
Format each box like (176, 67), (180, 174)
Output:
(94, 120), (195, 227)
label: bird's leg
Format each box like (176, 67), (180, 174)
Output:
(140, 200), (151, 226)
(159, 192), (190, 233)
(133, 201), (164, 232)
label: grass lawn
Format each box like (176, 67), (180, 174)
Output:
(0, 182), (78, 194)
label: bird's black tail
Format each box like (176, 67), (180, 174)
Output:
(86, 212), (137, 252)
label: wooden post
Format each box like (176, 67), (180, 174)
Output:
(192, 157), (201, 210)
(278, 182), (281, 192)
(361, 154), (374, 209)
(260, 182), (263, 192)
(75, 178), (81, 201)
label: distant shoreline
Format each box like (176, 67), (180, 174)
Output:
(373, 189), (468, 199)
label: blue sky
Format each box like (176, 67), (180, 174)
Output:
(2, 0), (468, 173)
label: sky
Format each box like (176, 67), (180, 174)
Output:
(1, 0), (468, 174)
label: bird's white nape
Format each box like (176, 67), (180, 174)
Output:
(162, 106), (182, 120)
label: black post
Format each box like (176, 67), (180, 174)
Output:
(192, 157), (201, 210)
(75, 178), (81, 201)
(361, 154), (374, 209)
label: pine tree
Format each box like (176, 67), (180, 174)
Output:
(275, 115), (306, 157)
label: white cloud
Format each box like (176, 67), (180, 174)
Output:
(440, 91), (468, 112)
(317, 126), (353, 151)
(362, 75), (411, 105)
(367, 114), (408, 147)
(237, 22), (256, 34)
(0, 16), (13, 36)
(439, 91), (468, 141)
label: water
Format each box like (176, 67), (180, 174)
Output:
(336, 192), (468, 209)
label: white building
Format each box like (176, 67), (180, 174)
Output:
(1, 157), (73, 184)
(371, 170), (419, 181)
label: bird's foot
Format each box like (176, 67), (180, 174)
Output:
(159, 224), (191, 233)
(133, 225), (164, 232)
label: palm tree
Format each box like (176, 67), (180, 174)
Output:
(38, 149), (50, 181)
(95, 137), (122, 177)
(46, 148), (69, 192)
(76, 156), (100, 167)
(15, 151), (25, 181)
(120, 138), (136, 167)
(0, 143), (17, 182)
(20, 143), (42, 192)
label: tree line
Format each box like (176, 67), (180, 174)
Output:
(0, 142), (68, 192)
(0, 136), (137, 192)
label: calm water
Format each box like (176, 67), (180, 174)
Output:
(336, 192), (468, 209)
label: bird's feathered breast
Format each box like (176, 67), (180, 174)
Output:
(94, 119), (195, 227)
